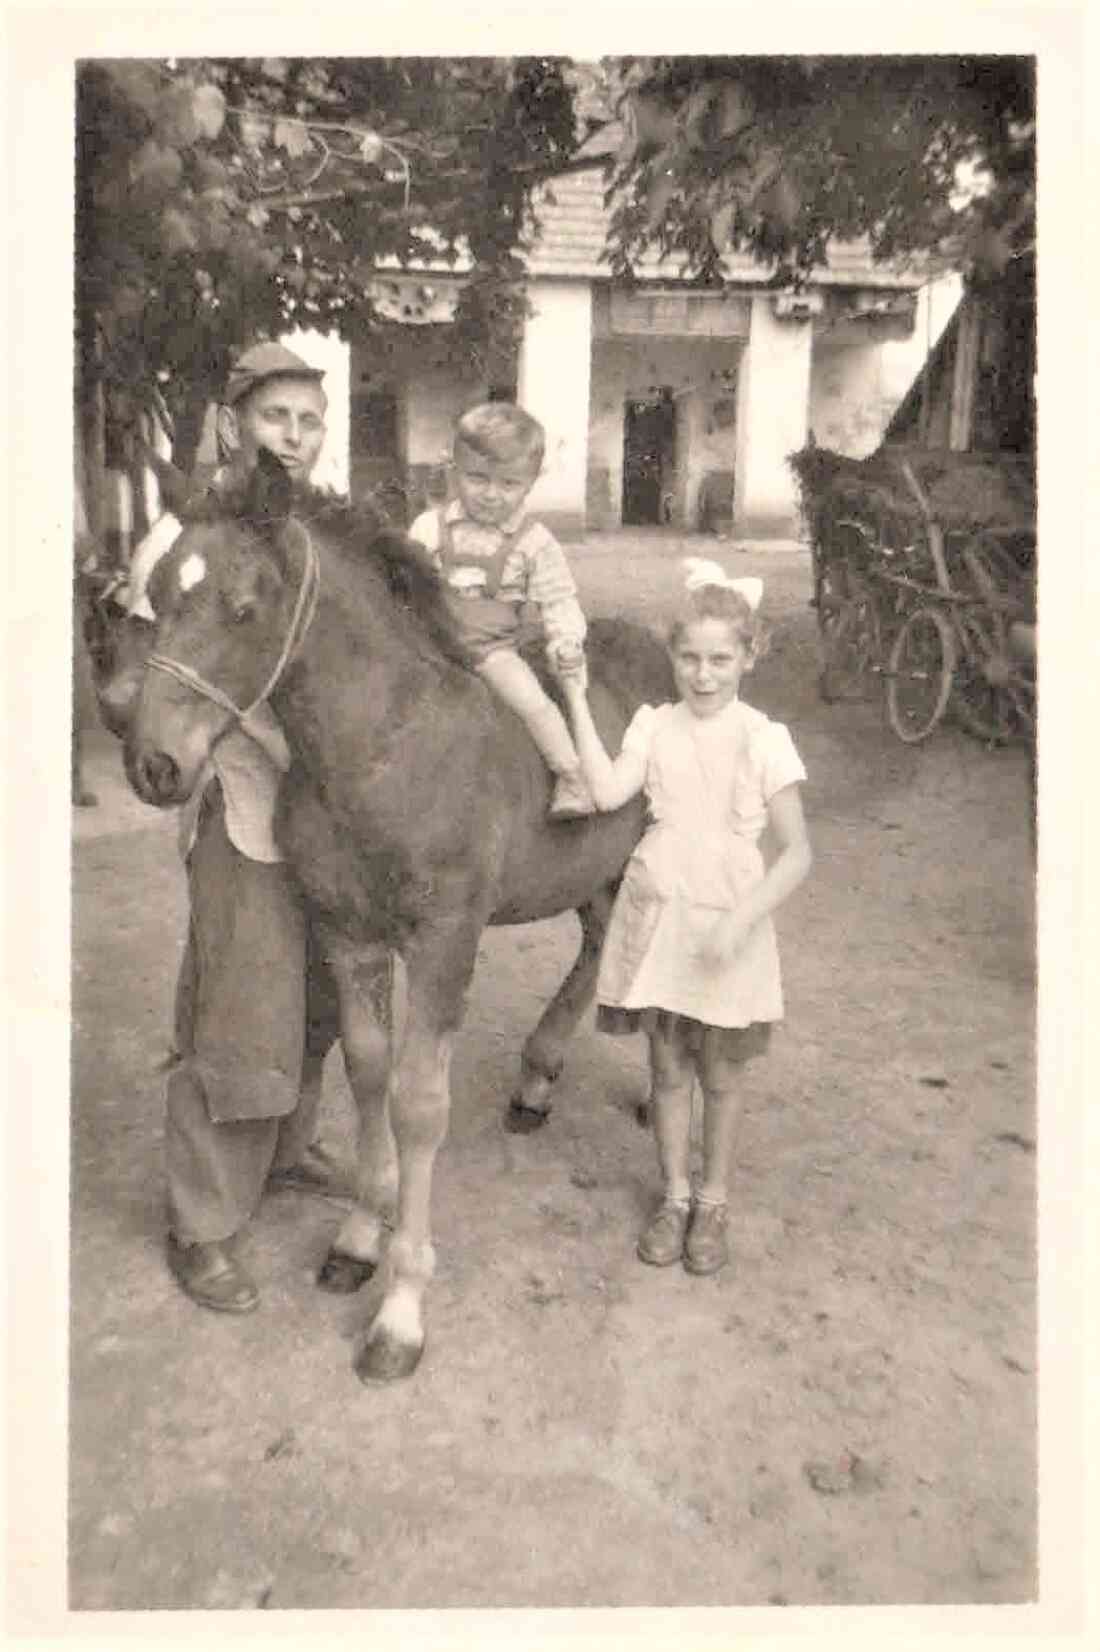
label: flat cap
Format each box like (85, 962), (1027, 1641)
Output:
(224, 342), (325, 406)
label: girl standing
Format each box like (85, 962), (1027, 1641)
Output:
(558, 560), (812, 1275)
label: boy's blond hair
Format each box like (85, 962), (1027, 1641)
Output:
(453, 403), (545, 473)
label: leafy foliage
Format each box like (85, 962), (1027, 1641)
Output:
(602, 57), (1035, 289)
(76, 56), (580, 466)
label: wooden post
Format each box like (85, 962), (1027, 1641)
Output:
(949, 292), (983, 452)
(919, 279), (933, 446)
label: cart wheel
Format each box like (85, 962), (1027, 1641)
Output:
(948, 526), (1033, 606)
(886, 606), (956, 743)
(814, 519), (869, 635)
(950, 608), (1035, 743)
(815, 557), (851, 633)
(819, 586), (881, 704)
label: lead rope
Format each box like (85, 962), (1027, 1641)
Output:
(146, 520), (320, 731)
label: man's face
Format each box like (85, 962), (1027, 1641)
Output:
(227, 376), (327, 480)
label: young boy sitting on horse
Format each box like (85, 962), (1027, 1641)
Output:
(116, 342), (345, 1315)
(408, 402), (595, 820)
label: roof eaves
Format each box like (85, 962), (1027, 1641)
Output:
(526, 163), (930, 290)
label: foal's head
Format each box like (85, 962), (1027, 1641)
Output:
(127, 451), (308, 805)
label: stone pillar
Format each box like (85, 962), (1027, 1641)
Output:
(517, 280), (593, 537)
(734, 294), (813, 540)
(680, 389), (708, 531)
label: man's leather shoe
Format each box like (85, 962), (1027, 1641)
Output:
(166, 1234), (259, 1314)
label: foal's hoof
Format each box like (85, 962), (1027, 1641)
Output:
(354, 1330), (424, 1385)
(505, 1099), (551, 1134)
(317, 1248), (376, 1294)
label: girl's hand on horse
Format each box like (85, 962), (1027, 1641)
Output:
(552, 639), (588, 693)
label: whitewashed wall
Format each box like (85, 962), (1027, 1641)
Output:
(282, 327), (350, 495)
(517, 280), (593, 534)
(807, 274), (964, 458)
(734, 296), (814, 539)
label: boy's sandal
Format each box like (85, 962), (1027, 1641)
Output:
(684, 1201), (729, 1276)
(637, 1198), (691, 1267)
(548, 772), (596, 821)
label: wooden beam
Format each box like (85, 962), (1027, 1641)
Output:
(949, 293), (983, 452)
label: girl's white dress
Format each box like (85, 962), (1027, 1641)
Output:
(598, 697), (806, 1029)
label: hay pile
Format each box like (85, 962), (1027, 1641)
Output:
(789, 444), (1036, 571)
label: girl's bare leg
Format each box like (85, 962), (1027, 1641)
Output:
(696, 1033), (746, 1203)
(636, 1017), (697, 1265)
(646, 1017), (696, 1202)
(683, 1033), (749, 1275)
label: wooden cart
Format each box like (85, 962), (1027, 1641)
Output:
(791, 444), (1036, 745)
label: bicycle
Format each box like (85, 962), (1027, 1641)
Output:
(816, 462), (1035, 745)
(887, 464), (1035, 744)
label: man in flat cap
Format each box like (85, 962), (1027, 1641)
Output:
(112, 342), (346, 1314)
(124, 342), (328, 625)
(218, 340), (327, 482)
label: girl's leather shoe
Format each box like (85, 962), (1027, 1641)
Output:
(166, 1235), (259, 1313)
(637, 1198), (691, 1266)
(684, 1201), (729, 1275)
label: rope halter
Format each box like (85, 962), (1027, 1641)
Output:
(145, 518), (320, 745)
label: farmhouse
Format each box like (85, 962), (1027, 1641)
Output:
(91, 160), (960, 561)
(342, 158), (959, 540)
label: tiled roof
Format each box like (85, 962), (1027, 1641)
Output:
(524, 166), (924, 291)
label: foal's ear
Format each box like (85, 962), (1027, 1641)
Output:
(243, 447), (294, 528)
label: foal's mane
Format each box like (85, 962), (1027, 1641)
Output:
(300, 490), (474, 669)
(185, 480), (473, 672)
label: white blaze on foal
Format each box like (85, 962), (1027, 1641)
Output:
(179, 553), (207, 593)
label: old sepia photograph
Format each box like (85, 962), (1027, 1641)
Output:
(3, 8), (1090, 1641)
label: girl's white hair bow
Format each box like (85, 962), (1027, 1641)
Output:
(681, 557), (763, 612)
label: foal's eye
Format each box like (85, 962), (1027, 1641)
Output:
(230, 599), (256, 626)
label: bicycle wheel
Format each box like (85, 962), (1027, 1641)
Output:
(819, 587), (881, 704)
(886, 606), (956, 743)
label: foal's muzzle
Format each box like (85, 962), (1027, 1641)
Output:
(127, 745), (182, 806)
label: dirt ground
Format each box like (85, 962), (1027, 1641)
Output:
(68, 532), (1037, 1611)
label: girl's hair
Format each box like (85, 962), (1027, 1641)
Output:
(667, 583), (771, 659)
(453, 402), (545, 471)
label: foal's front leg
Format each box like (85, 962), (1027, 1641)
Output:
(314, 932), (397, 1294)
(355, 923), (476, 1385)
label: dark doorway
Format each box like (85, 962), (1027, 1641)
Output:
(622, 391), (676, 525)
(351, 387), (405, 521)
